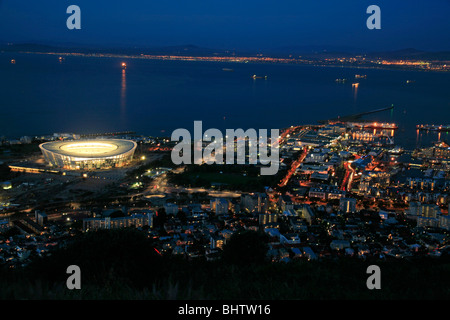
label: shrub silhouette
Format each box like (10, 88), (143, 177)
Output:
(221, 230), (269, 265)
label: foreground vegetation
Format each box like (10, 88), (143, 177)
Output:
(168, 163), (285, 192)
(1, 229), (450, 300)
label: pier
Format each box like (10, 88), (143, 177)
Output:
(319, 105), (394, 124)
(417, 124), (450, 132)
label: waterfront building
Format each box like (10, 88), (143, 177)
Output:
(83, 212), (154, 232)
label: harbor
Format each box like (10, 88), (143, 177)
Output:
(417, 124), (450, 132)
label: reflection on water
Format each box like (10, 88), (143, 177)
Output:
(352, 82), (359, 101)
(372, 128), (395, 137)
(416, 130), (447, 149)
(121, 68), (126, 112)
(1, 53), (449, 144)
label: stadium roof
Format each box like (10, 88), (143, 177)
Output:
(39, 139), (137, 159)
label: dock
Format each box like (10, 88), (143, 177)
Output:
(417, 124), (450, 132)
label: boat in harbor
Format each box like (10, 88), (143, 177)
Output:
(388, 146), (404, 155)
(350, 122), (398, 130)
(252, 74), (268, 79)
(222, 68), (234, 72)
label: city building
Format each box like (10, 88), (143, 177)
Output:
(295, 204), (315, 225)
(210, 234), (225, 249)
(164, 203), (179, 215)
(210, 198), (229, 215)
(330, 240), (351, 250)
(279, 195), (294, 212)
(0, 219), (12, 233)
(35, 210), (48, 226)
(259, 213), (279, 226)
(439, 215), (450, 231)
(308, 185), (346, 200)
(339, 198), (357, 213)
(280, 233), (301, 246)
(240, 193), (268, 213)
(417, 216), (439, 228)
(408, 202), (441, 219)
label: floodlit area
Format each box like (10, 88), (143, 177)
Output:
(59, 142), (119, 155)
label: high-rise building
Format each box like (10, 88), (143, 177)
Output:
(439, 215), (450, 231)
(408, 202), (441, 218)
(210, 234), (225, 249)
(259, 213), (278, 226)
(35, 210), (48, 226)
(241, 193), (268, 213)
(210, 198), (229, 215)
(279, 195), (294, 212)
(295, 204), (315, 225)
(83, 212), (154, 232)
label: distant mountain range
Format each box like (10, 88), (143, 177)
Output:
(1, 42), (450, 60)
(265, 45), (364, 55)
(366, 48), (450, 60)
(267, 45), (450, 60)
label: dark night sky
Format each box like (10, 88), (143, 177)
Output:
(0, 0), (449, 52)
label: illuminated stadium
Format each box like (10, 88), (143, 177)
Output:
(39, 139), (137, 170)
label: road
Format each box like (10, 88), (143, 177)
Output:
(278, 147), (308, 188)
(341, 161), (356, 192)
